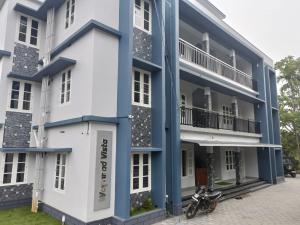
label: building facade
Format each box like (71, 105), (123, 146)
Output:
(0, 0), (283, 224)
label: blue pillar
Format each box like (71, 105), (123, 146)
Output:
(165, 0), (182, 215)
(115, 0), (134, 219)
(151, 0), (166, 209)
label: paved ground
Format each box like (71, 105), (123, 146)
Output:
(156, 177), (300, 225)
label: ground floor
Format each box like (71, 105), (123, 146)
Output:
(155, 178), (300, 225)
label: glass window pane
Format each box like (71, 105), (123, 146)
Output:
(32, 20), (38, 29)
(55, 177), (59, 188)
(10, 100), (18, 109)
(3, 174), (12, 184)
(134, 93), (140, 103)
(17, 163), (25, 173)
(134, 71), (140, 81)
(4, 164), (13, 173)
(24, 83), (32, 92)
(61, 179), (65, 190)
(12, 81), (20, 90)
(5, 153), (14, 163)
(18, 153), (26, 163)
(143, 165), (148, 176)
(16, 173), (25, 183)
(11, 90), (20, 100)
(133, 154), (139, 165)
(133, 166), (139, 177)
(133, 178), (139, 189)
(30, 37), (37, 46)
(143, 154), (149, 164)
(23, 92), (31, 101)
(143, 177), (149, 188)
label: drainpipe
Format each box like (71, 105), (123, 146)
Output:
(31, 7), (55, 213)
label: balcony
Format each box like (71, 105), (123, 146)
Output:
(179, 39), (257, 91)
(180, 107), (261, 134)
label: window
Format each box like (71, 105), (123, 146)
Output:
(0, 153), (27, 185)
(182, 150), (193, 177)
(60, 70), (71, 104)
(9, 81), (32, 111)
(65, 0), (75, 29)
(222, 105), (233, 125)
(132, 69), (151, 107)
(18, 15), (39, 46)
(55, 154), (66, 191)
(131, 153), (151, 193)
(225, 150), (235, 171)
(134, 0), (151, 33)
(181, 94), (187, 122)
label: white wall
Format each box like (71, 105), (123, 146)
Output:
(42, 122), (116, 223)
(53, 0), (119, 50)
(48, 32), (94, 122)
(48, 29), (119, 122)
(244, 148), (259, 178)
(42, 123), (91, 222)
(86, 123), (116, 222)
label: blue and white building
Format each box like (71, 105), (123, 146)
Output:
(0, 0), (283, 224)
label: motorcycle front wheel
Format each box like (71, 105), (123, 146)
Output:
(207, 200), (218, 213)
(186, 202), (198, 219)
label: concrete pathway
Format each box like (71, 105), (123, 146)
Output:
(155, 177), (300, 225)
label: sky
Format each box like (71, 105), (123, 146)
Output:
(208, 0), (300, 63)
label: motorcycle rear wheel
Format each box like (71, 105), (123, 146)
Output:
(207, 200), (218, 213)
(186, 202), (198, 219)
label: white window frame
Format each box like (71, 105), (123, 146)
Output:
(130, 153), (151, 194)
(65, 0), (76, 29)
(54, 153), (67, 192)
(16, 14), (40, 48)
(222, 105), (233, 125)
(132, 68), (151, 107)
(134, 0), (152, 34)
(181, 149), (193, 177)
(7, 80), (33, 113)
(225, 150), (235, 171)
(0, 153), (28, 186)
(60, 69), (72, 105)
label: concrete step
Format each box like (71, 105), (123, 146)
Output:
(249, 183), (272, 192)
(182, 180), (270, 208)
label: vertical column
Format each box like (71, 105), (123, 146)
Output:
(234, 148), (241, 185)
(204, 87), (212, 111)
(232, 97), (238, 131)
(230, 50), (237, 81)
(202, 33), (210, 54)
(206, 147), (214, 191)
(165, 0), (181, 216)
(115, 0), (134, 219)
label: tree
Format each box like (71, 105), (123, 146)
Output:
(275, 56), (300, 164)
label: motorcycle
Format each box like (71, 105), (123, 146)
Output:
(185, 186), (222, 219)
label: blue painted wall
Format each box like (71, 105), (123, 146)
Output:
(115, 0), (134, 219)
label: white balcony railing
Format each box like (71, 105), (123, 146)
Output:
(179, 39), (256, 90)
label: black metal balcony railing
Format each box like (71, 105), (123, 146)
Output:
(180, 107), (261, 134)
(179, 39), (258, 92)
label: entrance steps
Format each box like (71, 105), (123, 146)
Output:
(182, 179), (272, 208)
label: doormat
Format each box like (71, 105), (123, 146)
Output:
(215, 181), (233, 186)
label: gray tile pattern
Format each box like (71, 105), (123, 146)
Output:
(2, 111), (32, 147)
(12, 43), (39, 76)
(0, 184), (32, 209)
(130, 191), (151, 209)
(131, 105), (152, 147)
(133, 28), (152, 61)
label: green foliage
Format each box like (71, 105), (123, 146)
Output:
(0, 207), (60, 225)
(275, 56), (300, 168)
(130, 198), (155, 217)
